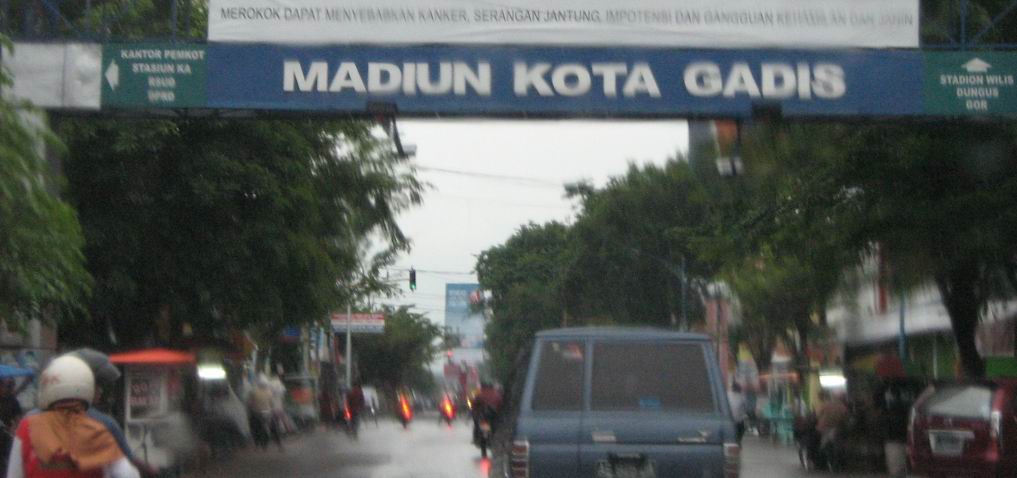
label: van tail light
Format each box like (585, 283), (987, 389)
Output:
(723, 442), (740, 478)
(510, 440), (529, 478)
(991, 410), (1003, 452)
(908, 407), (917, 446)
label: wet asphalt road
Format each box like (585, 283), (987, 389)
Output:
(185, 414), (887, 478)
(187, 412), (490, 478)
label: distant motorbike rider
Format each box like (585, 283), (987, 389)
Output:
(471, 381), (502, 443)
(6, 356), (140, 478)
(345, 382), (365, 430)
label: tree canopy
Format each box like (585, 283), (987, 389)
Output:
(354, 305), (443, 390)
(0, 37), (89, 328)
(58, 118), (422, 348)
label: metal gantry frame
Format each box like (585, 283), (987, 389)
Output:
(920, 0), (1017, 49)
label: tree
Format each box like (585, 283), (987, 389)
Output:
(736, 121), (1017, 377)
(476, 222), (572, 384)
(565, 161), (715, 327)
(0, 37), (89, 328)
(58, 118), (421, 347)
(354, 305), (443, 389)
(700, 122), (858, 372)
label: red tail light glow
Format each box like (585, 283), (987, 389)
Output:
(400, 397), (413, 419)
(443, 400), (454, 417)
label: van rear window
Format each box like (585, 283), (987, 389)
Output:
(919, 385), (993, 419)
(531, 341), (585, 411)
(591, 342), (715, 412)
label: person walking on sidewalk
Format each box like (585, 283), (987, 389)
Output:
(6, 356), (140, 478)
(727, 383), (749, 443)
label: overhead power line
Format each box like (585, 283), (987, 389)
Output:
(390, 267), (476, 276)
(416, 166), (565, 189)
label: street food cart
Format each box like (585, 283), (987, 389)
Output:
(109, 348), (196, 470)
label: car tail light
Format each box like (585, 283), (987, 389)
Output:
(723, 442), (740, 478)
(991, 410), (1003, 452)
(510, 439), (529, 478)
(908, 407), (917, 445)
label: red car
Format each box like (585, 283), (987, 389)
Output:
(908, 380), (1017, 477)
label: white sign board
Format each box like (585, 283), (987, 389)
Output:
(2, 43), (101, 110)
(208, 0), (919, 49)
(331, 312), (385, 334)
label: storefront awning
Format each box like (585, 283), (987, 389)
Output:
(109, 348), (195, 365)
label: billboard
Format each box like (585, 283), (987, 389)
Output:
(207, 44), (924, 117)
(445, 283), (485, 348)
(208, 0), (919, 49)
(330, 312), (385, 334)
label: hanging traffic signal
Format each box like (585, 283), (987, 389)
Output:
(409, 268), (417, 291)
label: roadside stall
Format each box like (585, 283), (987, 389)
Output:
(108, 348), (197, 470)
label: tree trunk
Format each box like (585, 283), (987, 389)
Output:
(936, 262), (985, 378)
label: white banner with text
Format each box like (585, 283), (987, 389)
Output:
(208, 0), (919, 49)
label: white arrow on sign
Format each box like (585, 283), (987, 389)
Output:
(105, 61), (120, 90)
(962, 58), (992, 73)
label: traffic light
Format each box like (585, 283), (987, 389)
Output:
(409, 268), (417, 291)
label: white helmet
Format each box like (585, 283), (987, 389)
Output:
(39, 355), (94, 409)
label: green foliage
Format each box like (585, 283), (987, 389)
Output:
(476, 222), (572, 383)
(735, 121), (1017, 377)
(566, 161), (714, 326)
(354, 305), (443, 389)
(0, 38), (90, 327)
(58, 118), (422, 347)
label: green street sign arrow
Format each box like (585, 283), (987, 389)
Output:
(925, 52), (1017, 115)
(101, 43), (207, 108)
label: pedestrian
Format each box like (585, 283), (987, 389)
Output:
(727, 383), (749, 443)
(876, 379), (910, 478)
(6, 355), (140, 478)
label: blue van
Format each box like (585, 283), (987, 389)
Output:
(499, 328), (739, 478)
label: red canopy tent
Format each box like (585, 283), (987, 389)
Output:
(108, 348), (195, 365)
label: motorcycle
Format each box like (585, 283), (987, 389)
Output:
(397, 394), (414, 428)
(439, 395), (457, 426)
(343, 400), (360, 438)
(474, 405), (496, 458)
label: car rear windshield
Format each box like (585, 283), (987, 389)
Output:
(531, 340), (585, 411)
(591, 342), (716, 412)
(919, 385), (994, 419)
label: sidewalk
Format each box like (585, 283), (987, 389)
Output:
(741, 436), (886, 478)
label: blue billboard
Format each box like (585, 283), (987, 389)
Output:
(445, 283), (485, 348)
(207, 44), (923, 117)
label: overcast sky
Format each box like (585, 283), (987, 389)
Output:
(375, 119), (689, 325)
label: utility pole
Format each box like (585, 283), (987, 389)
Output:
(345, 303), (352, 387)
(680, 255), (688, 330)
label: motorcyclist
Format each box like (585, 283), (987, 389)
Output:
(6, 355), (140, 478)
(345, 382), (365, 431)
(815, 390), (849, 468)
(22, 349), (158, 477)
(471, 381), (502, 444)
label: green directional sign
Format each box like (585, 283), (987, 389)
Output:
(101, 43), (207, 108)
(925, 52), (1017, 115)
